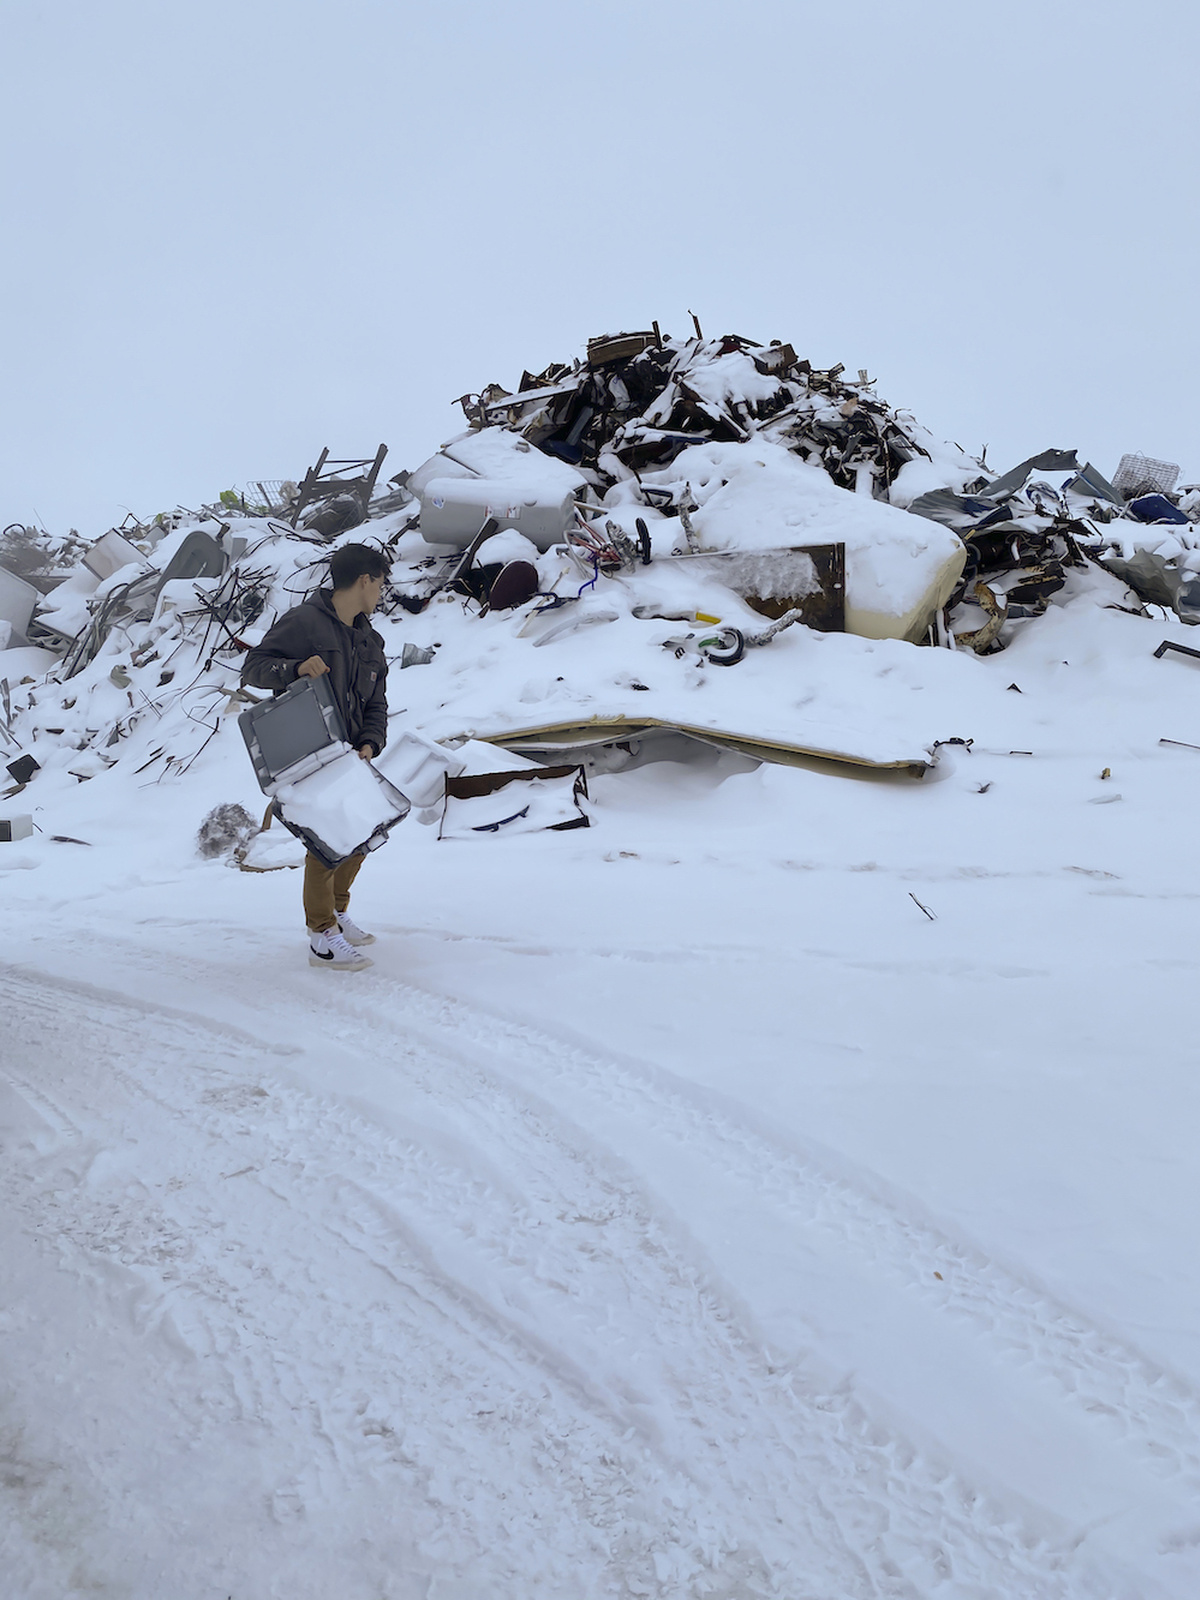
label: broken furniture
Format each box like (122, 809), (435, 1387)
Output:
(238, 673), (409, 867)
(83, 530), (143, 581)
(372, 729), (467, 810)
(439, 764), (589, 838)
(290, 445), (389, 537)
(0, 564), (40, 650)
(61, 529), (231, 678)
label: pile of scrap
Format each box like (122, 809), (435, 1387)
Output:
(0, 517), (327, 795)
(0, 502), (940, 816)
(900, 448), (1200, 644)
(1096, 454), (1200, 623)
(3, 328), (1199, 828)
(436, 330), (1200, 650)
(432, 327), (976, 645)
(0, 443), (395, 670)
(457, 325), (962, 501)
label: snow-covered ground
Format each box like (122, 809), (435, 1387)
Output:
(5, 576), (1200, 1598)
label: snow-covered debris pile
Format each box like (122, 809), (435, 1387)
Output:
(0, 522), (90, 589)
(445, 330), (1200, 642)
(0, 515), (347, 796)
(0, 522), (90, 652)
(1112, 451), (1180, 498)
(438, 329), (977, 642)
(891, 446), (1200, 641)
(0, 482), (940, 819)
(456, 329), (975, 502)
(622, 439), (965, 642)
(4, 323), (1200, 826)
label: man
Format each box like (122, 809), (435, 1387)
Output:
(243, 543), (390, 971)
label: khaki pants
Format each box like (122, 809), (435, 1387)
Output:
(303, 851), (366, 933)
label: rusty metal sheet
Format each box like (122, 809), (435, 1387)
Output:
(481, 715), (929, 775)
(953, 580), (1005, 653)
(587, 332), (660, 367)
(667, 544), (845, 632)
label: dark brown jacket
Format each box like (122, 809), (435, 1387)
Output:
(242, 590), (388, 755)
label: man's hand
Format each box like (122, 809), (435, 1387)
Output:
(297, 655), (329, 678)
(357, 744), (374, 761)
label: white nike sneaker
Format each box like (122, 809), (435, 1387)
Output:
(308, 927), (373, 970)
(337, 912), (376, 946)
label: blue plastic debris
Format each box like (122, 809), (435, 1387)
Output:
(1128, 494), (1188, 525)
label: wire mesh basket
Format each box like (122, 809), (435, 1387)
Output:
(1112, 452), (1180, 498)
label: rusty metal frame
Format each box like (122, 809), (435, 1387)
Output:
(289, 443), (388, 527)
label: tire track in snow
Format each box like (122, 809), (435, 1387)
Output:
(2, 974), (769, 1598)
(363, 968), (1200, 1494)
(3, 958), (1120, 1598)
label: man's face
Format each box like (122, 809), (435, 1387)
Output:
(360, 573), (385, 614)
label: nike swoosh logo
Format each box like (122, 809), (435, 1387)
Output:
(311, 948), (334, 961)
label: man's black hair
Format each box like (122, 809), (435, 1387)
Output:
(329, 543), (391, 590)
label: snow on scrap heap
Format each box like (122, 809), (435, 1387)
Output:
(3, 325), (1197, 807)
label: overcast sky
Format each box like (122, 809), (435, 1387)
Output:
(3, 0), (1197, 536)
